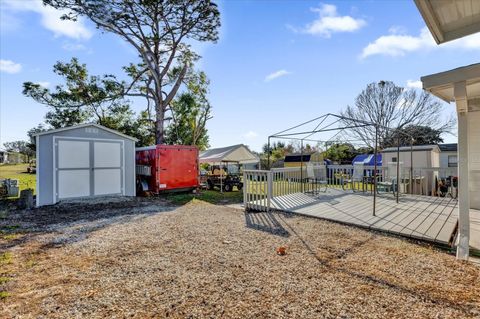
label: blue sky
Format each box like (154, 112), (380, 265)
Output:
(1, 0), (479, 151)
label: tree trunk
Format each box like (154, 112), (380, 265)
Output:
(155, 103), (165, 144)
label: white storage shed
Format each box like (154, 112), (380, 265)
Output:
(34, 124), (137, 206)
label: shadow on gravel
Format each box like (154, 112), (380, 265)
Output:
(244, 211), (290, 237)
(275, 213), (478, 317)
(0, 197), (176, 251)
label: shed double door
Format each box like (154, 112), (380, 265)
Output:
(55, 138), (124, 200)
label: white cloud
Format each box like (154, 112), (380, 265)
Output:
(62, 42), (87, 51)
(0, 60), (22, 74)
(406, 80), (422, 89)
(361, 26), (480, 58)
(4, 0), (92, 40)
(302, 3), (366, 38)
(388, 25), (407, 35)
(36, 81), (50, 88)
(265, 70), (290, 82)
(244, 131), (258, 139)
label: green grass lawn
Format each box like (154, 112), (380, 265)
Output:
(164, 189), (243, 205)
(244, 179), (375, 197)
(0, 164), (36, 198)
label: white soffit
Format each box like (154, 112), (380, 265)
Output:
(421, 63), (480, 102)
(414, 0), (480, 44)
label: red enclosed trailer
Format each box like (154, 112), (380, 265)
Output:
(136, 145), (199, 193)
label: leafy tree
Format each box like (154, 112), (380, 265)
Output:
(44, 0), (221, 144)
(23, 58), (125, 128)
(26, 124), (48, 152)
(3, 141), (35, 162)
(262, 141), (285, 154)
(323, 143), (357, 164)
(23, 58), (155, 146)
(356, 146), (374, 155)
(382, 125), (444, 148)
(165, 71), (212, 150)
(260, 141), (300, 169)
(341, 81), (454, 148)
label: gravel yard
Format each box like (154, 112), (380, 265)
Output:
(1, 198), (480, 318)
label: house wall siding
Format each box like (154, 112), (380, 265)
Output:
(439, 151), (457, 168)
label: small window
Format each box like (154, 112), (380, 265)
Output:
(392, 157), (397, 163)
(448, 155), (458, 167)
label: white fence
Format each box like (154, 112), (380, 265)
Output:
(243, 170), (270, 211)
(243, 164), (458, 211)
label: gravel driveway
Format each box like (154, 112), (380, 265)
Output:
(1, 199), (479, 318)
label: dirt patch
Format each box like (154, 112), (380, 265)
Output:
(1, 201), (480, 318)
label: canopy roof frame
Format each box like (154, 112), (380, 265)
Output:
(199, 144), (259, 165)
(267, 113), (419, 216)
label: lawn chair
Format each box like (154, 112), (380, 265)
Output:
(377, 177), (397, 195)
(342, 163), (364, 192)
(304, 163), (328, 194)
(377, 164), (398, 195)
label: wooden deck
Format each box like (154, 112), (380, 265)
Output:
(249, 189), (461, 246)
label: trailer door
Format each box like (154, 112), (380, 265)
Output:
(158, 146), (198, 190)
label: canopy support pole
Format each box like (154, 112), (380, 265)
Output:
(267, 137), (271, 169)
(396, 135), (400, 204)
(410, 139), (414, 194)
(300, 139), (304, 193)
(373, 125), (378, 216)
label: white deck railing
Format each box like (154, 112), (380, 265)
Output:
(243, 170), (271, 211)
(243, 165), (458, 211)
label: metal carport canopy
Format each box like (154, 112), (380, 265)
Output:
(199, 144), (259, 164)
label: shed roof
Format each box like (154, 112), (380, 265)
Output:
(285, 151), (317, 157)
(199, 144), (259, 164)
(414, 0), (480, 44)
(284, 154), (312, 163)
(382, 145), (440, 153)
(438, 143), (458, 152)
(32, 123), (138, 141)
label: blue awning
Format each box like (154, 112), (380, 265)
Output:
(352, 154), (382, 166)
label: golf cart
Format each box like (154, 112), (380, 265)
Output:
(199, 144), (260, 193)
(203, 164), (243, 192)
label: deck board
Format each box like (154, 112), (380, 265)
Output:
(248, 188), (462, 246)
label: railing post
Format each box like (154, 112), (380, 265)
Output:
(243, 171), (247, 211)
(267, 170), (273, 212)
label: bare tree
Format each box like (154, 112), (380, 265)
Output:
(341, 81), (455, 148)
(44, 0), (221, 144)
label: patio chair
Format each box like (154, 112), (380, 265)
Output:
(304, 163), (328, 194)
(377, 177), (396, 195)
(376, 163), (408, 196)
(342, 163), (364, 192)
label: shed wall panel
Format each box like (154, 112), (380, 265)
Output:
(36, 125), (136, 206)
